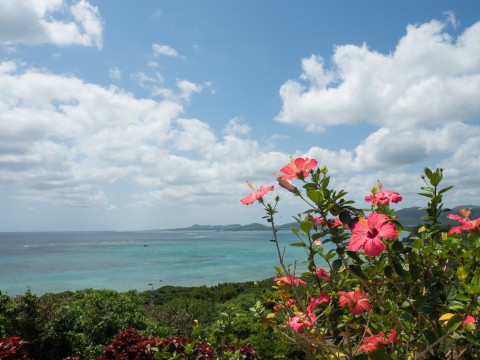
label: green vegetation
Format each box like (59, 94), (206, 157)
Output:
(0, 279), (294, 359)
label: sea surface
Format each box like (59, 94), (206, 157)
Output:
(0, 230), (326, 296)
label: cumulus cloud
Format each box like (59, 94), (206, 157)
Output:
(223, 117), (252, 136)
(0, 60), (287, 214)
(152, 43), (180, 57)
(0, 0), (103, 49)
(277, 18), (480, 131)
(169, 118), (217, 152)
(108, 67), (122, 81)
(275, 16), (480, 210)
(150, 79), (206, 102)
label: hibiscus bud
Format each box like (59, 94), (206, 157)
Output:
(277, 176), (296, 193)
(315, 268), (331, 281)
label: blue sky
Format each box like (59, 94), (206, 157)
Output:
(0, 1), (479, 231)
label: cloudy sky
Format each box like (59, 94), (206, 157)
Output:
(0, 1), (479, 231)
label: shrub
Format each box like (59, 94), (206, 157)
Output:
(98, 328), (258, 360)
(244, 160), (480, 359)
(0, 336), (31, 360)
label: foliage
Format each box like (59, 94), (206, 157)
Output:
(245, 160), (480, 359)
(0, 336), (32, 360)
(0, 289), (167, 359)
(99, 328), (258, 360)
(0, 282), (275, 359)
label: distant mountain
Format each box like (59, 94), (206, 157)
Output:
(396, 205), (480, 229)
(170, 206), (479, 232)
(170, 223), (270, 231)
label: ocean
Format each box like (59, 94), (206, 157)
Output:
(0, 229), (320, 296)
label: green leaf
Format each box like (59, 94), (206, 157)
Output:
(300, 220), (312, 233)
(332, 259), (343, 271)
(448, 300), (466, 312)
(339, 210), (352, 225)
(369, 349), (389, 360)
(392, 258), (405, 276)
(424, 167), (433, 180)
(290, 242), (306, 247)
(457, 266), (468, 281)
(413, 238), (424, 250)
(325, 251), (337, 261)
(348, 264), (366, 279)
(446, 314), (463, 332)
(444, 285), (457, 300)
(321, 176), (330, 189)
(384, 265), (393, 279)
(438, 185), (453, 195)
(346, 250), (364, 264)
(306, 189), (324, 204)
(465, 332), (479, 344)
(467, 275), (480, 294)
(330, 204), (342, 216)
(423, 330), (437, 345)
(324, 305), (332, 315)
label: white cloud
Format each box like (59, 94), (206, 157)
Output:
(131, 71), (164, 88)
(170, 118), (217, 152)
(152, 43), (179, 57)
(150, 79), (205, 102)
(223, 117), (252, 136)
(273, 16), (480, 211)
(277, 18), (480, 131)
(0, 60), (288, 214)
(177, 79), (203, 101)
(108, 67), (122, 80)
(0, 0), (103, 49)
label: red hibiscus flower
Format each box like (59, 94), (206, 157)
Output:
(274, 275), (307, 286)
(240, 182), (274, 205)
(338, 288), (372, 315)
(280, 157), (318, 180)
(314, 268), (331, 282)
(358, 332), (387, 353)
(277, 175), (297, 193)
(358, 329), (397, 353)
(289, 313), (316, 332)
(311, 216), (343, 230)
(348, 212), (397, 257)
(365, 190), (402, 206)
(447, 210), (480, 234)
(307, 292), (330, 313)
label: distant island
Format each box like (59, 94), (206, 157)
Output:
(169, 205), (480, 232)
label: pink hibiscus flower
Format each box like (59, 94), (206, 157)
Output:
(273, 298), (296, 312)
(447, 211), (480, 234)
(307, 292), (330, 313)
(311, 216), (343, 230)
(289, 313), (317, 332)
(358, 333), (387, 353)
(274, 275), (307, 286)
(280, 157), (318, 180)
(365, 190), (403, 206)
(338, 288), (372, 315)
(358, 329), (397, 353)
(349, 213), (398, 257)
(314, 268), (331, 282)
(277, 175), (297, 193)
(463, 315), (476, 326)
(240, 182), (274, 205)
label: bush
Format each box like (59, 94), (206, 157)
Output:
(98, 328), (258, 360)
(0, 336), (31, 360)
(244, 160), (480, 359)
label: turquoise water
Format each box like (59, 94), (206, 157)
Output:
(0, 230), (320, 296)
